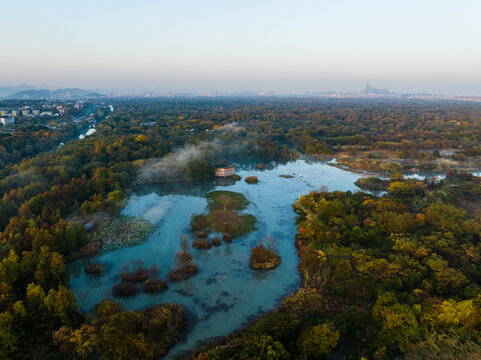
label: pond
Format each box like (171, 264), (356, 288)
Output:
(68, 159), (362, 359)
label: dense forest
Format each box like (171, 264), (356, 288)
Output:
(1, 98), (481, 359)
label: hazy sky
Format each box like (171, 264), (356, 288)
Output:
(1, 0), (481, 94)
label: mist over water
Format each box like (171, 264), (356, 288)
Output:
(68, 159), (361, 358)
(136, 140), (221, 184)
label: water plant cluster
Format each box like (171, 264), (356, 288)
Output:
(97, 216), (157, 252)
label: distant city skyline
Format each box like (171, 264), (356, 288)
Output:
(1, 0), (481, 95)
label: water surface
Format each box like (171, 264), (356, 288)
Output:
(68, 159), (362, 358)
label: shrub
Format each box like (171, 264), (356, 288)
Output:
(196, 231), (208, 239)
(223, 233), (233, 243)
(170, 236), (198, 281)
(250, 243), (282, 270)
(143, 279), (168, 293)
(212, 237), (221, 246)
(112, 282), (137, 297)
(120, 269), (149, 282)
(84, 263), (103, 276)
(169, 264), (198, 282)
(193, 238), (212, 250)
(245, 176), (259, 184)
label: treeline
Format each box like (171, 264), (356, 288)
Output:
(2, 98), (481, 358)
(195, 172), (481, 359)
(0, 122), (87, 168)
(116, 97), (481, 154)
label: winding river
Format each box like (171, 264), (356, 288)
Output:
(68, 159), (362, 358)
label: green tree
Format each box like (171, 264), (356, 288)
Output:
(296, 322), (340, 360)
(239, 335), (290, 360)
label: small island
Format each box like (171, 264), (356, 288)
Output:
(249, 237), (282, 270)
(245, 176), (259, 184)
(191, 191), (256, 238)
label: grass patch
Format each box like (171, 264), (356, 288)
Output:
(192, 211), (257, 238)
(191, 191), (257, 238)
(206, 190), (249, 211)
(279, 174), (294, 178)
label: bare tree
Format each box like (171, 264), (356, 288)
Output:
(265, 236), (278, 251)
(174, 235), (193, 268)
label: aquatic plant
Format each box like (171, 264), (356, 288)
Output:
(96, 216), (156, 252)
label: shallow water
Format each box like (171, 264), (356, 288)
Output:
(68, 159), (362, 358)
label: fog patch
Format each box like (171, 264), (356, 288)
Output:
(136, 140), (221, 184)
(216, 122), (245, 132)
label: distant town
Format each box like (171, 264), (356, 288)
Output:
(0, 101), (86, 127)
(1, 84), (481, 103)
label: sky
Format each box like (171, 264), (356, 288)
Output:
(1, 0), (481, 95)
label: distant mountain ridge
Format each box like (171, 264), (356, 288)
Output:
(5, 87), (105, 99)
(0, 85), (38, 98)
